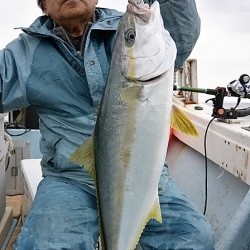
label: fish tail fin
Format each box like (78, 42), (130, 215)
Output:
(69, 136), (96, 180)
(171, 105), (199, 137)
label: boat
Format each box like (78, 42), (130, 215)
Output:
(0, 59), (250, 250)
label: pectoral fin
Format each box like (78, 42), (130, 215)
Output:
(171, 105), (199, 137)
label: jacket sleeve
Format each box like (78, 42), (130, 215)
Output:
(0, 34), (33, 113)
(145, 0), (201, 71)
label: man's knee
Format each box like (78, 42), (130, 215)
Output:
(194, 216), (215, 250)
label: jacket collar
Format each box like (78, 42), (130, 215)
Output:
(20, 8), (123, 38)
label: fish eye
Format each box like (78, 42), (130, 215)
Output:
(125, 29), (136, 44)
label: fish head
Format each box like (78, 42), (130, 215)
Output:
(118, 0), (177, 82)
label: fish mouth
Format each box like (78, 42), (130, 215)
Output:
(125, 70), (169, 85)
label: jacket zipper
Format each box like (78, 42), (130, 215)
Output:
(80, 22), (92, 56)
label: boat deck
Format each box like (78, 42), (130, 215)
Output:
(5, 195), (22, 250)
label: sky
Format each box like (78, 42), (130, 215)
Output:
(1, 0), (250, 94)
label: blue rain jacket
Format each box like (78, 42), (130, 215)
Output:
(0, 2), (200, 185)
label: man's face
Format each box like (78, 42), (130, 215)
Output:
(43, 0), (97, 25)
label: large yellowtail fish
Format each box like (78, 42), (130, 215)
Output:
(70, 0), (198, 249)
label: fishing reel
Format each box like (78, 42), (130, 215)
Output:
(206, 74), (250, 119)
(174, 74), (250, 119)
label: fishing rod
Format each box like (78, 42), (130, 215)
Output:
(173, 74), (250, 119)
(174, 85), (221, 95)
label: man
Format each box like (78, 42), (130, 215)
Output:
(0, 0), (214, 249)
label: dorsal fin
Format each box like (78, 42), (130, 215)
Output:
(69, 136), (96, 181)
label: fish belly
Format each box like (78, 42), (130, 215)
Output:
(95, 67), (174, 250)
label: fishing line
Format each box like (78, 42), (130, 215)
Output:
(5, 155), (10, 172)
(203, 117), (216, 215)
(4, 122), (31, 136)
